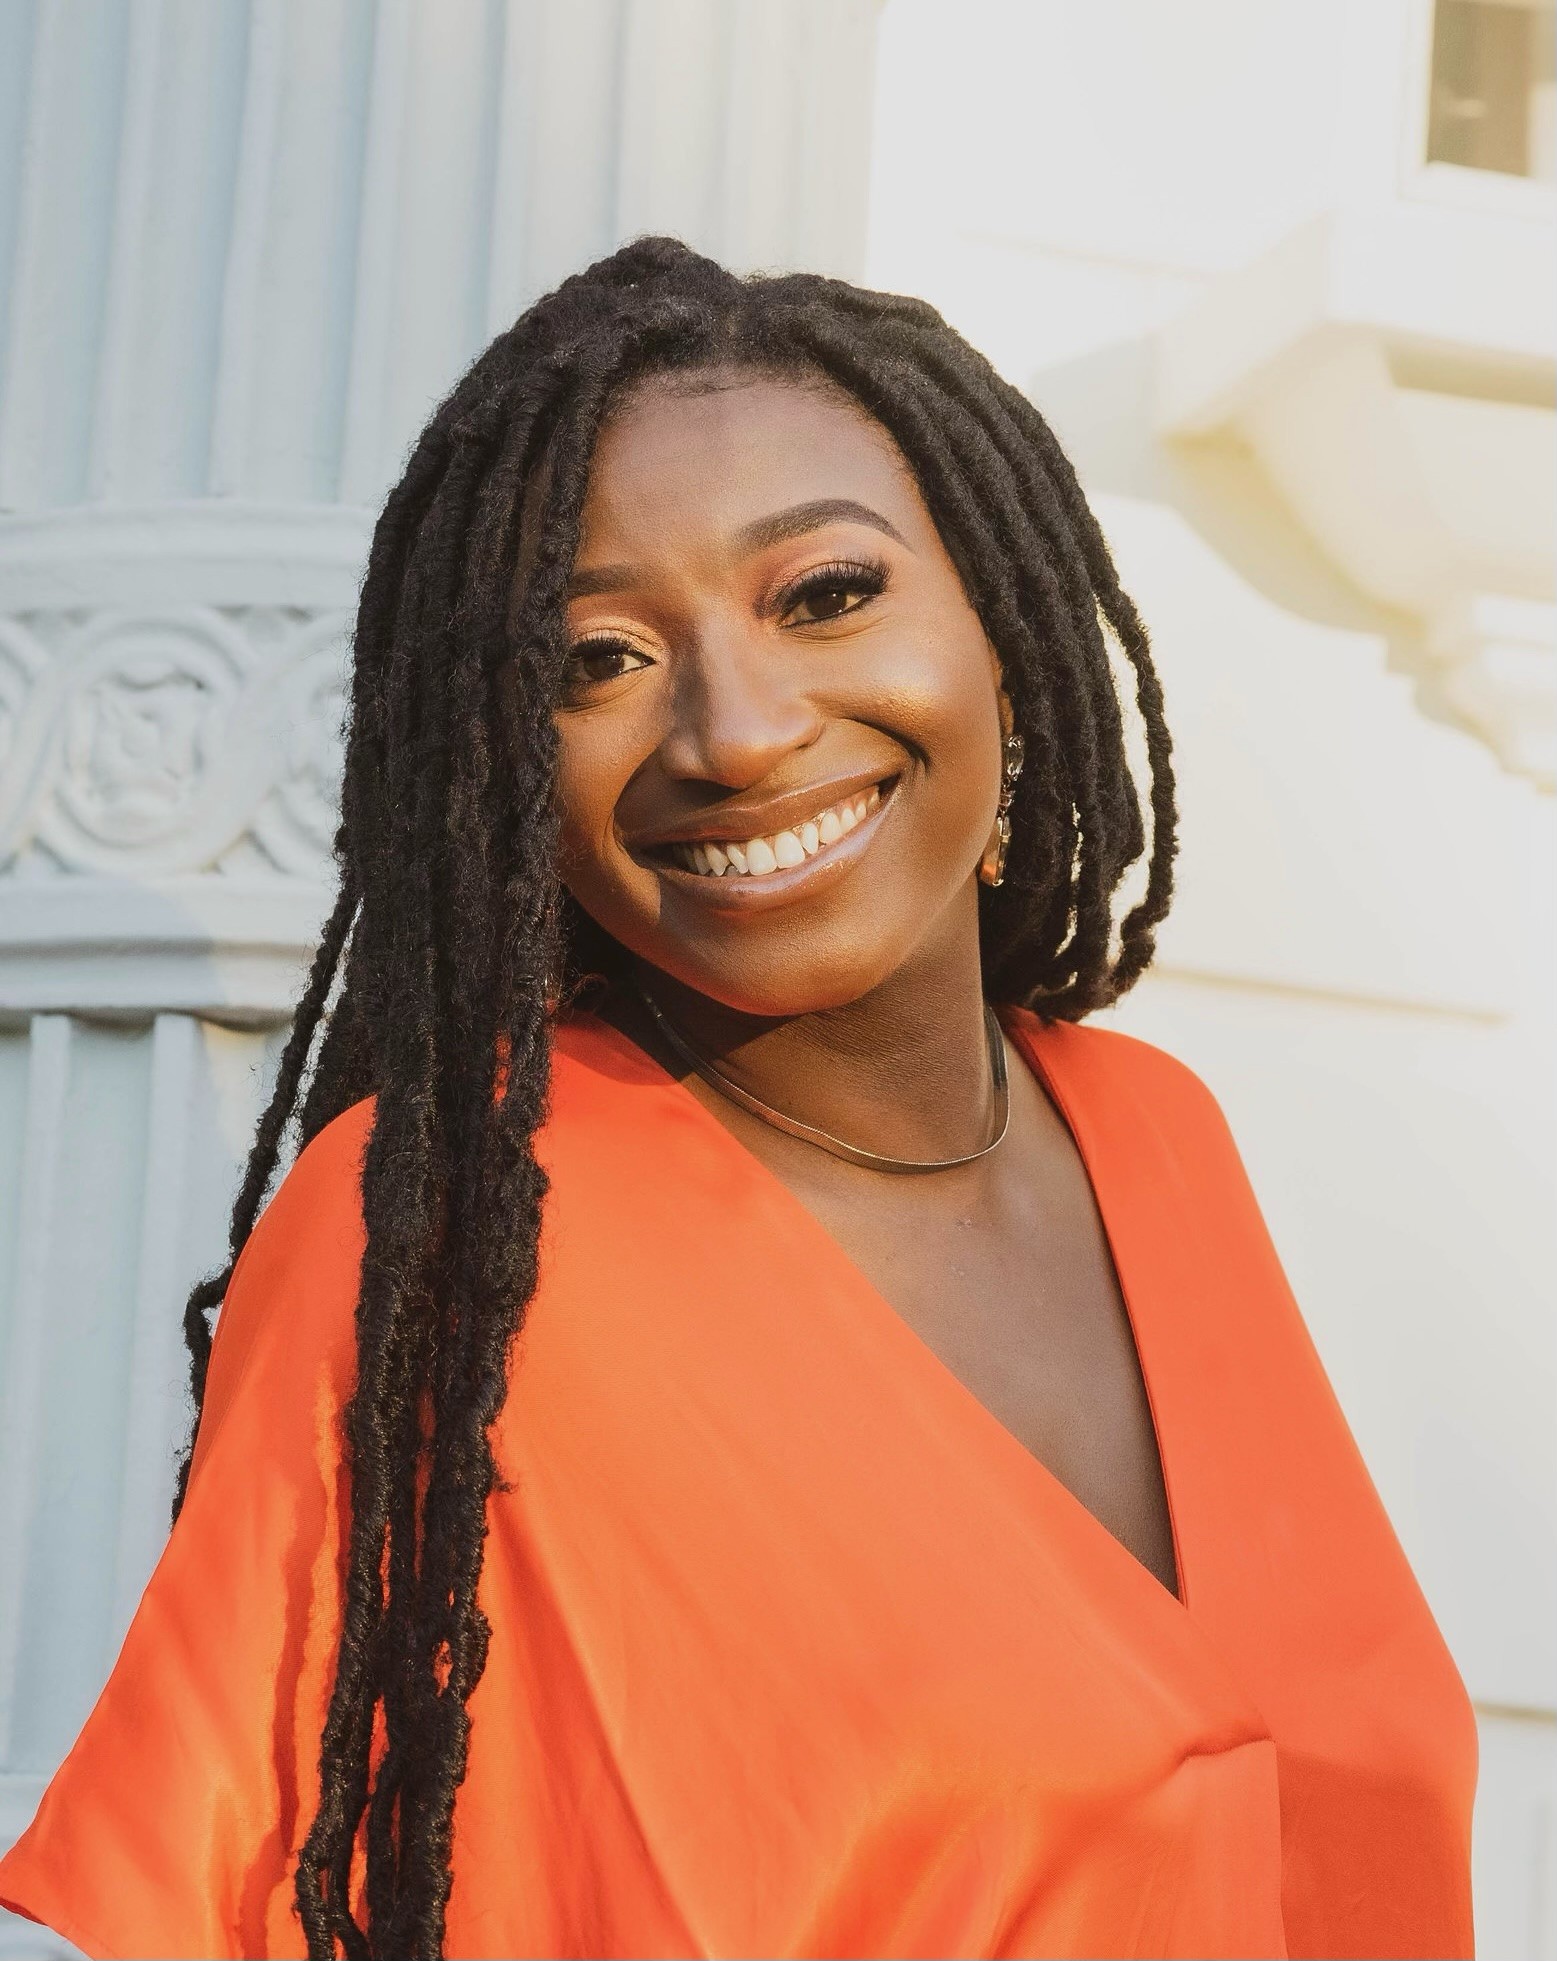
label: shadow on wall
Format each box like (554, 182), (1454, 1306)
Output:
(1033, 335), (1415, 643)
(1029, 336), (1504, 828)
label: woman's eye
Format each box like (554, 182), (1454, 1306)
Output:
(565, 638), (651, 690)
(778, 560), (887, 627)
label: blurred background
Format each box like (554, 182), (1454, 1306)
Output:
(0, 1), (1551, 1954)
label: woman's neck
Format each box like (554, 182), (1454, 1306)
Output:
(620, 897), (999, 1165)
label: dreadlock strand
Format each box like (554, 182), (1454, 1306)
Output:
(863, 320), (1146, 860)
(981, 375), (1179, 970)
(390, 347), (680, 1957)
(170, 873), (358, 1520)
(298, 441), (494, 1955)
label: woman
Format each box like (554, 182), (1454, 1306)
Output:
(0, 239), (1475, 1960)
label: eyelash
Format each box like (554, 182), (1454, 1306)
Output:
(563, 634), (652, 695)
(773, 556), (889, 623)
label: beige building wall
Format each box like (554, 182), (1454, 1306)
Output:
(864, 3), (1555, 1955)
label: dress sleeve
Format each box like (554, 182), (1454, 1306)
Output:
(0, 1101), (375, 1961)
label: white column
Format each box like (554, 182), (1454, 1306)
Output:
(0, 5), (883, 1933)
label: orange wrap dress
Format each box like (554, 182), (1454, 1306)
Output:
(0, 1010), (1477, 1959)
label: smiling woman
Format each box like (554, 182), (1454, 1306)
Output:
(0, 240), (1475, 1961)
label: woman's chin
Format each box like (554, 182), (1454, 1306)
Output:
(633, 951), (908, 1025)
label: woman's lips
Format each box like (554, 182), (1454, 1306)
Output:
(670, 783), (882, 879)
(640, 778), (899, 907)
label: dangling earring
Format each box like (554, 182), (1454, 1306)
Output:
(978, 731), (1025, 887)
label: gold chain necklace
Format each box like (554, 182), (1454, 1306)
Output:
(635, 984), (1010, 1174)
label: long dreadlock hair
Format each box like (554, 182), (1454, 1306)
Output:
(170, 236), (1177, 1958)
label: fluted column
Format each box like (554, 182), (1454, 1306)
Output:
(0, 3), (881, 1933)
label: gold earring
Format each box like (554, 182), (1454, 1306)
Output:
(978, 733), (1025, 887)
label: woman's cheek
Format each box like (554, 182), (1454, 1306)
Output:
(850, 627), (1001, 794)
(553, 727), (620, 884)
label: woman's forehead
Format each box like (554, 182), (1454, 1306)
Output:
(577, 371), (926, 563)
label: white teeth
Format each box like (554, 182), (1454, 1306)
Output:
(673, 783), (888, 879)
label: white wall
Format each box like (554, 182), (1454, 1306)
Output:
(865, 3), (1556, 1956)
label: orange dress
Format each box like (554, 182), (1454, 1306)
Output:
(0, 1011), (1476, 1960)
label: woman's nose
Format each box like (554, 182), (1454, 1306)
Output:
(658, 627), (824, 788)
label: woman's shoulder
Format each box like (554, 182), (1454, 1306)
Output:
(244, 1092), (375, 1261)
(1002, 1006), (1275, 1250)
(220, 1094), (376, 1338)
(225, 1017), (644, 1297)
(1003, 1006), (1236, 1143)
(545, 1006), (698, 1142)
(221, 1021), (652, 1303)
(188, 1096), (375, 1484)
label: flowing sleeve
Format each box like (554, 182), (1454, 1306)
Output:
(0, 1100), (375, 1961)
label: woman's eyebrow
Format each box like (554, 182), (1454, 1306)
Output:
(567, 561), (641, 598)
(733, 498), (911, 556)
(566, 498), (912, 599)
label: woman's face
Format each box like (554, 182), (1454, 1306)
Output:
(553, 370), (1005, 1017)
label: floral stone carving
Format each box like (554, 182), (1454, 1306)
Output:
(0, 606), (351, 881)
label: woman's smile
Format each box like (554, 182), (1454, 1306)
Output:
(631, 774), (896, 906)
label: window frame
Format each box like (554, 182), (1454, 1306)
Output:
(1399, 0), (1557, 215)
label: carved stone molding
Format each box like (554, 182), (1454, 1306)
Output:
(0, 604), (349, 881)
(0, 505), (369, 1018)
(1157, 206), (1556, 791)
(1429, 595), (1557, 790)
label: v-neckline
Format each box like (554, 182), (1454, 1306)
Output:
(567, 1006), (1191, 1617)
